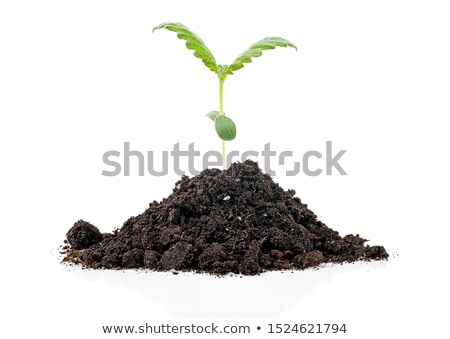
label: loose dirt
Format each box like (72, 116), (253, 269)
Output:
(63, 160), (388, 275)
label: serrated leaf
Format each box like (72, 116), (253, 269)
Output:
(215, 115), (236, 141)
(206, 111), (220, 121)
(217, 65), (229, 80)
(153, 22), (218, 73)
(227, 37), (297, 74)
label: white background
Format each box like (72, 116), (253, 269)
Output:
(1, 0), (449, 338)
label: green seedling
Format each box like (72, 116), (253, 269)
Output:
(153, 22), (297, 169)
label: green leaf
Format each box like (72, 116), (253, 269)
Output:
(206, 111), (220, 121)
(153, 22), (218, 73)
(215, 115), (236, 141)
(217, 65), (229, 81)
(227, 37), (297, 74)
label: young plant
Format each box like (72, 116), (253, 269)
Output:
(153, 22), (297, 169)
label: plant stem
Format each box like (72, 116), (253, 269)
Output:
(219, 78), (226, 169)
(219, 79), (224, 114)
(222, 139), (226, 169)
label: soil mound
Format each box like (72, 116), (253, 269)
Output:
(63, 160), (388, 275)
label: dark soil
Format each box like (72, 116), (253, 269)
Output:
(62, 160), (388, 275)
